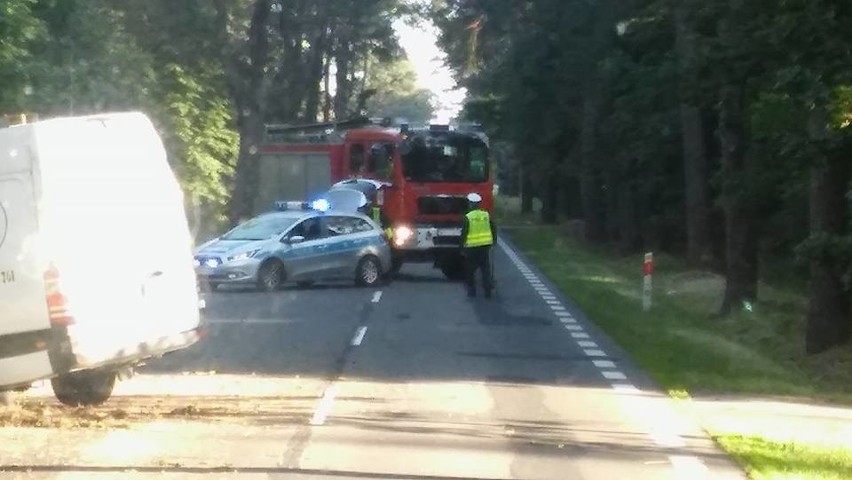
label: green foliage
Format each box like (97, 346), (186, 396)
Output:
(364, 56), (435, 123)
(0, 0), (44, 110)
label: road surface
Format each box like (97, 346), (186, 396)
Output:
(0, 237), (745, 479)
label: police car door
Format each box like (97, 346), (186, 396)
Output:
(325, 215), (374, 276)
(283, 217), (330, 281)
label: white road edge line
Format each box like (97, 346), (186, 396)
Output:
(309, 384), (339, 426)
(601, 370), (627, 380)
(372, 291), (383, 303)
(351, 326), (368, 346)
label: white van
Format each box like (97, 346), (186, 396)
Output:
(0, 112), (203, 406)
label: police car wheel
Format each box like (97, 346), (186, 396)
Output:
(257, 260), (284, 292)
(356, 256), (381, 287)
(51, 370), (116, 407)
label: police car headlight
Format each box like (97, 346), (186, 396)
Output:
(228, 249), (260, 262)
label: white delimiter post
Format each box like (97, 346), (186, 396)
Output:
(643, 252), (653, 312)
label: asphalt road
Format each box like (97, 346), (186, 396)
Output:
(0, 237), (745, 480)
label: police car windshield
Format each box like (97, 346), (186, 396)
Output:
(401, 135), (488, 183)
(221, 216), (299, 241)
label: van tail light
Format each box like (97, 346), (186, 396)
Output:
(44, 265), (75, 326)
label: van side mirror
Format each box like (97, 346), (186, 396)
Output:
(285, 235), (305, 244)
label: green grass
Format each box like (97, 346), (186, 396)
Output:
(716, 435), (852, 480)
(499, 210), (852, 400)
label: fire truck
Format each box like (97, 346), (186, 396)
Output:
(256, 117), (492, 279)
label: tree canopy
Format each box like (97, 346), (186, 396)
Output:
(432, 0), (852, 353)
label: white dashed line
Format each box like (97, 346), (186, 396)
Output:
(499, 238), (711, 478)
(309, 385), (339, 426)
(350, 326), (368, 346)
(371, 291), (382, 303)
(601, 370), (627, 380)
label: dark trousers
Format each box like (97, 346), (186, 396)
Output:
(464, 246), (493, 297)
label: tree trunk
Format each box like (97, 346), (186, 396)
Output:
(579, 79), (606, 242)
(540, 166), (559, 224)
(303, 27), (328, 123)
(675, 0), (711, 265)
(718, 83), (758, 315)
(520, 160), (534, 214)
(226, 0), (271, 223)
(805, 103), (851, 352)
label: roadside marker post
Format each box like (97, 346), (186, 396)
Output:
(643, 252), (653, 312)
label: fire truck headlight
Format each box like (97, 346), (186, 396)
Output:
(394, 226), (414, 246)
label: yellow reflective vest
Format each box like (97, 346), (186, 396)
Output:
(372, 207), (394, 239)
(464, 210), (494, 247)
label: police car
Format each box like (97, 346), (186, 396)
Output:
(194, 200), (392, 291)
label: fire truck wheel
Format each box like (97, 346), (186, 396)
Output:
(356, 255), (382, 287)
(257, 260), (285, 292)
(52, 370), (116, 407)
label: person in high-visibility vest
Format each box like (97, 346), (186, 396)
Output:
(371, 205), (394, 241)
(460, 192), (496, 298)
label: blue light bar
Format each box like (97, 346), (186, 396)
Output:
(311, 198), (331, 212)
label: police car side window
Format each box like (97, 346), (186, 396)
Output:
(326, 216), (372, 236)
(290, 218), (323, 241)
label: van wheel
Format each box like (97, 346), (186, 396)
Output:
(257, 260), (284, 292)
(356, 256), (382, 287)
(51, 370), (116, 407)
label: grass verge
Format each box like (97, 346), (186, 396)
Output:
(716, 435), (852, 480)
(496, 196), (852, 479)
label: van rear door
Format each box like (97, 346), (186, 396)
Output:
(0, 127), (55, 388)
(34, 113), (200, 368)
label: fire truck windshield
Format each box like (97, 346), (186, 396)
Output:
(401, 135), (488, 183)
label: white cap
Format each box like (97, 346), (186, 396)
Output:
(467, 193), (482, 203)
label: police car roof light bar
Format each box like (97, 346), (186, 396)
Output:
(274, 201), (311, 211)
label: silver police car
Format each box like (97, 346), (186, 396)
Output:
(194, 204), (391, 291)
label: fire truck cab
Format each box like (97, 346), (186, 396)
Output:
(257, 118), (492, 279)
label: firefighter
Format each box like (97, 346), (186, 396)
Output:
(460, 192), (496, 298)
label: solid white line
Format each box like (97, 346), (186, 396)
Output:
(309, 385), (339, 426)
(565, 325), (583, 331)
(571, 332), (590, 339)
(372, 291), (382, 303)
(577, 340), (598, 348)
(593, 360), (616, 368)
(351, 326), (368, 346)
(669, 455), (709, 478)
(584, 349), (607, 357)
(602, 370), (627, 380)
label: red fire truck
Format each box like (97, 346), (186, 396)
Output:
(256, 117), (492, 279)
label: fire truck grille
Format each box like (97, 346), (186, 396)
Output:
(417, 196), (468, 215)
